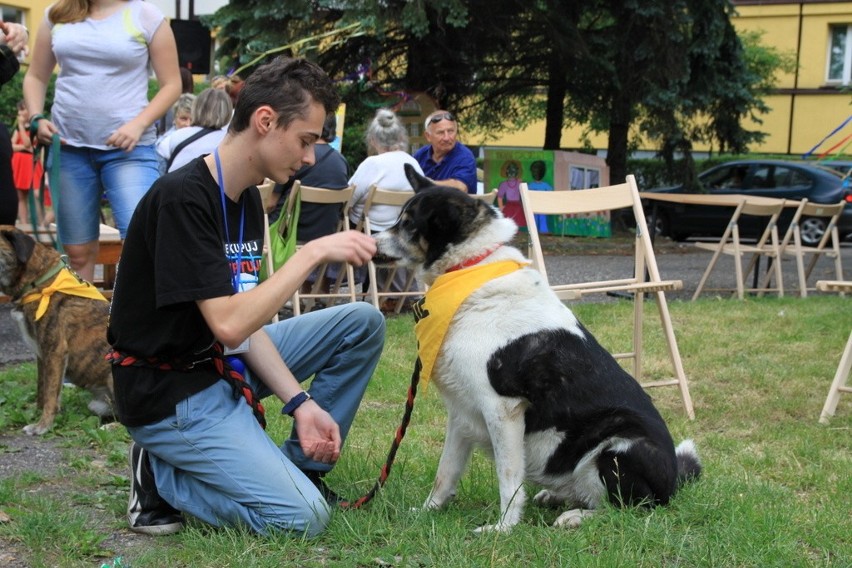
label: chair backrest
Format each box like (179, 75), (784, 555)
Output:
(256, 178), (277, 213)
(519, 175), (651, 282)
(780, 199), (845, 250)
(297, 182), (356, 230)
(731, 198), (786, 248)
(358, 185), (415, 233)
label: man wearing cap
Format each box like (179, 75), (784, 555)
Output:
(413, 110), (478, 194)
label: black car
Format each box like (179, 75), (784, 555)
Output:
(643, 160), (852, 245)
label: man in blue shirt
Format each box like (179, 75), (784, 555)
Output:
(413, 110), (478, 194)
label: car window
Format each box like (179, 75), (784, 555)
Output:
(784, 168), (811, 189)
(749, 166), (774, 189)
(703, 165), (748, 190)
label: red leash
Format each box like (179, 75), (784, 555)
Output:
(339, 357), (421, 509)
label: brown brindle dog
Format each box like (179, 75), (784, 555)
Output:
(0, 226), (114, 435)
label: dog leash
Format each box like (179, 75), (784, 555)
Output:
(339, 357), (422, 509)
(28, 116), (62, 252)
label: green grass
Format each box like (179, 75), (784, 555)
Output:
(1, 296), (850, 567)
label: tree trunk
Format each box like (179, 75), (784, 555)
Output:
(606, 92), (631, 185)
(543, 50), (566, 150)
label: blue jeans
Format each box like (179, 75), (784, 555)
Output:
(127, 302), (386, 537)
(51, 144), (158, 243)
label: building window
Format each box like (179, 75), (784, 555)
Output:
(828, 25), (852, 84)
(569, 166), (600, 189)
(0, 7), (24, 26)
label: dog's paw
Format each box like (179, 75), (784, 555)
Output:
(553, 508), (595, 529)
(23, 422), (49, 436)
(473, 522), (514, 534)
(533, 489), (566, 508)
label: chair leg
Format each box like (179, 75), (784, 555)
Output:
(692, 245), (725, 301)
(820, 330), (852, 424)
(733, 236), (745, 300)
(655, 291), (695, 420)
(632, 291), (644, 382)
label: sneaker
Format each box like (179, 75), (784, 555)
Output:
(302, 469), (344, 506)
(127, 442), (184, 535)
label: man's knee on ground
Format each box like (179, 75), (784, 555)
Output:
(258, 497), (332, 538)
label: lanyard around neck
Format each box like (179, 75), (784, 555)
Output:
(215, 148), (245, 293)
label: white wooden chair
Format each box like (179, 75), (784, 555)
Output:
(519, 175), (694, 419)
(817, 280), (852, 423)
(356, 185), (422, 314)
(692, 198), (786, 300)
(289, 182), (360, 315)
(255, 179), (279, 322)
(763, 200), (845, 298)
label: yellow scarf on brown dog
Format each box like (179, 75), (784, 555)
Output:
(413, 260), (526, 385)
(21, 268), (108, 321)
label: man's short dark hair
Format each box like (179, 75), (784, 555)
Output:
(229, 57), (340, 134)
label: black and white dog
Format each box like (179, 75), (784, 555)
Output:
(373, 165), (701, 532)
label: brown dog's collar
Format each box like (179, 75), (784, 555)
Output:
(12, 258), (66, 301)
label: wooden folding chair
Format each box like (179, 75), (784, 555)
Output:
(519, 175), (694, 419)
(765, 200), (845, 298)
(817, 280), (852, 423)
(355, 185), (422, 314)
(255, 179), (279, 322)
(290, 182), (360, 315)
(692, 198), (786, 300)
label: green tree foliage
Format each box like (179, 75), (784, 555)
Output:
(204, 0), (784, 186)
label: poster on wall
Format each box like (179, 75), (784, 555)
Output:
(483, 149), (554, 233)
(483, 148), (610, 237)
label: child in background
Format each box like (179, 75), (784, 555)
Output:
(11, 101), (45, 226)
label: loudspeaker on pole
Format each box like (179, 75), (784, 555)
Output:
(170, 19), (211, 75)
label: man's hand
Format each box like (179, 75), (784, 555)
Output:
(304, 230), (377, 268)
(0, 22), (29, 56)
(293, 400), (341, 464)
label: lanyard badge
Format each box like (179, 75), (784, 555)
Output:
(215, 148), (252, 356)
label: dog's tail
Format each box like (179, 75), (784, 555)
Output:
(675, 439), (702, 485)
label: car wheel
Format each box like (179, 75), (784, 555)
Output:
(648, 211), (689, 241)
(799, 216), (827, 246)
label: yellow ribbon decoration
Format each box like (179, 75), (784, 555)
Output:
(21, 268), (108, 321)
(413, 260), (527, 386)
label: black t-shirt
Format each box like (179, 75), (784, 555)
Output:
(108, 158), (264, 426)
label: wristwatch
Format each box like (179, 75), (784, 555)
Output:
(282, 391), (312, 416)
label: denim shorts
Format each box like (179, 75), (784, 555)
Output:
(49, 144), (159, 243)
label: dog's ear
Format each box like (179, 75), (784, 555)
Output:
(1, 228), (37, 266)
(404, 164), (435, 193)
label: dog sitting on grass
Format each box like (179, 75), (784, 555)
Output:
(372, 166), (701, 532)
(0, 226), (114, 435)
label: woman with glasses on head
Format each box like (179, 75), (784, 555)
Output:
(413, 110), (478, 194)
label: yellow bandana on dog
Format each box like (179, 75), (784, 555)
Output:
(413, 260), (526, 386)
(21, 268), (108, 321)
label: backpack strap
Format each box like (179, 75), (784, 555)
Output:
(165, 128), (217, 171)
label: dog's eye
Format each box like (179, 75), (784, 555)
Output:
(400, 217), (414, 232)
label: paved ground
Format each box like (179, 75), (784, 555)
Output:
(1, 240), (849, 366)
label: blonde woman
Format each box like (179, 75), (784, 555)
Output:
(348, 108), (425, 311)
(158, 88), (232, 172)
(24, 0), (181, 281)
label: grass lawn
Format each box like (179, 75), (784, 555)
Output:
(0, 295), (850, 567)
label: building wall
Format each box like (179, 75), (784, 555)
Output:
(731, 1), (852, 155)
